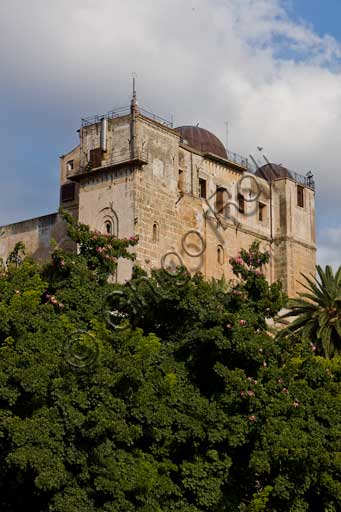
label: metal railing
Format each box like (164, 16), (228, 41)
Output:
(81, 105), (173, 128)
(226, 150), (249, 169)
(290, 170), (315, 190)
(195, 142), (249, 169)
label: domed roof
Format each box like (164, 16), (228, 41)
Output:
(175, 126), (227, 159)
(255, 163), (293, 182)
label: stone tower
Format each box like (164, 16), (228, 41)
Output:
(58, 94), (316, 295)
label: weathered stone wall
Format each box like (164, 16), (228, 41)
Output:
(132, 116), (274, 285)
(272, 178), (316, 295)
(0, 213), (68, 263)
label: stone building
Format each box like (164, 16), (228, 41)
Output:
(0, 89), (316, 297)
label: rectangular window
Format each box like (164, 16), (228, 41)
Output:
(178, 170), (184, 191)
(216, 186), (225, 213)
(199, 178), (207, 199)
(297, 185), (304, 208)
(89, 148), (103, 169)
(66, 160), (74, 173)
(238, 193), (245, 214)
(60, 182), (76, 202)
(259, 202), (266, 222)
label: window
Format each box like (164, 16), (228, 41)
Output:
(297, 185), (304, 208)
(104, 220), (113, 235)
(238, 193), (245, 214)
(217, 245), (224, 265)
(199, 178), (207, 199)
(216, 186), (226, 214)
(100, 208), (119, 238)
(259, 202), (266, 222)
(66, 160), (74, 173)
(60, 182), (76, 202)
(178, 170), (184, 191)
(89, 148), (103, 168)
(152, 222), (159, 243)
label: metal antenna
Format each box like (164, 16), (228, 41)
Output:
(132, 72), (137, 102)
(225, 121), (229, 150)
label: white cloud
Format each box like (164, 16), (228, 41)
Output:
(0, 0), (341, 263)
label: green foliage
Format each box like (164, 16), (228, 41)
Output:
(280, 265), (341, 358)
(6, 241), (25, 267)
(0, 220), (340, 511)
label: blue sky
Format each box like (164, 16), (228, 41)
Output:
(0, 0), (341, 266)
(290, 0), (341, 40)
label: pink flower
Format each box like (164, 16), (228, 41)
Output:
(247, 390), (255, 397)
(262, 361), (267, 367)
(14, 289), (20, 295)
(240, 391), (245, 397)
(248, 415), (257, 422)
(58, 302), (64, 309)
(239, 319), (246, 326)
(226, 323), (232, 329)
(282, 387), (289, 394)
(310, 343), (317, 352)
(60, 260), (65, 267)
(235, 256), (243, 265)
(96, 247), (104, 254)
(277, 378), (284, 384)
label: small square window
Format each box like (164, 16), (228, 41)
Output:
(199, 178), (207, 199)
(66, 160), (74, 172)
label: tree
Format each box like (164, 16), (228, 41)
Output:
(279, 265), (341, 359)
(0, 222), (340, 511)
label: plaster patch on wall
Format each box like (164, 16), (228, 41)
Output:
(153, 159), (164, 178)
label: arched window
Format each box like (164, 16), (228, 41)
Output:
(99, 207), (119, 238)
(104, 220), (113, 235)
(217, 245), (224, 265)
(152, 222), (159, 243)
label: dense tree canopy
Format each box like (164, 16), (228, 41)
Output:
(0, 216), (340, 511)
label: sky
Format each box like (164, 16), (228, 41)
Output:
(0, 0), (341, 267)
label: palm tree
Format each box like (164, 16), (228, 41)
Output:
(279, 265), (341, 359)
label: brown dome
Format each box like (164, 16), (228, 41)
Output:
(176, 126), (227, 159)
(256, 163), (293, 182)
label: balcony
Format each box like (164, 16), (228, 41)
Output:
(67, 148), (148, 180)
